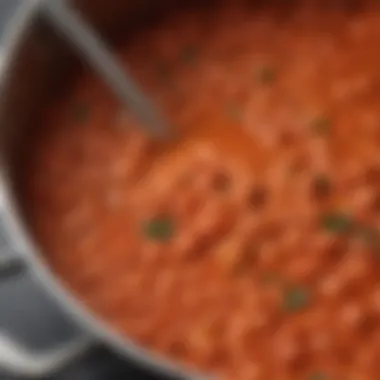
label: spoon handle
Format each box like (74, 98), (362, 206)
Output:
(43, 0), (170, 139)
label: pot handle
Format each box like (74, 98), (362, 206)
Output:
(0, 249), (92, 378)
(0, 333), (91, 378)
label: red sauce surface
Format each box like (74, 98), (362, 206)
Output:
(23, 1), (380, 379)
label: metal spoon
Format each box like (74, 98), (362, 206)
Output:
(43, 0), (171, 139)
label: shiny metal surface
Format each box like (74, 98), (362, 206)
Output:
(0, 1), (204, 379)
(0, 333), (90, 378)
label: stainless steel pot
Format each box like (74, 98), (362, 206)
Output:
(0, 1), (206, 379)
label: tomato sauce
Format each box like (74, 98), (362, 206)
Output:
(23, 1), (380, 379)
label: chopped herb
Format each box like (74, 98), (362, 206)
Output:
(257, 66), (276, 84)
(313, 175), (332, 199)
(321, 212), (354, 234)
(71, 103), (89, 123)
(311, 116), (331, 135)
(283, 286), (310, 312)
(143, 217), (175, 242)
(180, 45), (198, 65)
(310, 371), (328, 380)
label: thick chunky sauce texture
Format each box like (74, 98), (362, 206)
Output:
(24, 1), (380, 379)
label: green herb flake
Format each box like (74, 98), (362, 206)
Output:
(311, 116), (331, 135)
(283, 286), (310, 312)
(71, 103), (89, 124)
(180, 45), (199, 65)
(257, 66), (276, 85)
(321, 212), (354, 234)
(143, 217), (175, 242)
(310, 371), (328, 380)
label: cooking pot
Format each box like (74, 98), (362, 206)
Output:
(0, 1), (207, 378)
